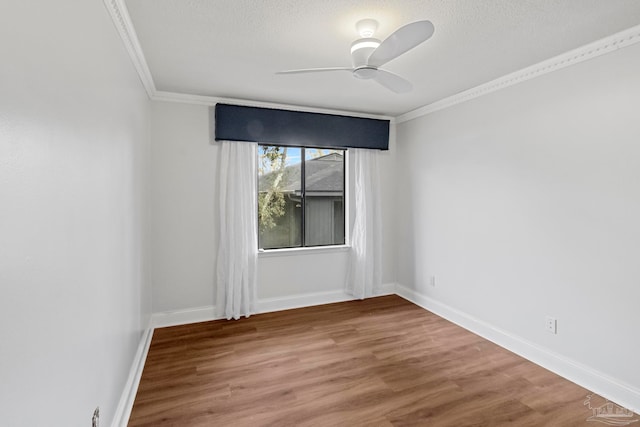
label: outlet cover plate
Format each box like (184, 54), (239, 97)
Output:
(545, 316), (557, 334)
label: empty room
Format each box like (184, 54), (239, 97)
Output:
(1, 1), (639, 426)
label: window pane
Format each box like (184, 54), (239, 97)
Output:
(258, 146), (302, 249)
(304, 149), (345, 246)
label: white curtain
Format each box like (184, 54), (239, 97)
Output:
(216, 141), (258, 320)
(346, 148), (383, 299)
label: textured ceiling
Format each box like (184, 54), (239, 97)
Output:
(124, 0), (640, 116)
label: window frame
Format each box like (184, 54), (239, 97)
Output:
(257, 143), (348, 251)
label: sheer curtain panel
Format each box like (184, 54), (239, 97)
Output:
(346, 148), (383, 299)
(216, 141), (258, 320)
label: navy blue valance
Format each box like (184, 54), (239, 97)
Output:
(214, 103), (389, 150)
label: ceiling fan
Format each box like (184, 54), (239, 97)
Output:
(276, 19), (434, 93)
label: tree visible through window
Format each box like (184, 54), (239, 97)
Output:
(258, 144), (345, 250)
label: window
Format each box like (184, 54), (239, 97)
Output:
(258, 144), (346, 250)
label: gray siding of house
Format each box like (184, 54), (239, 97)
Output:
(305, 197), (344, 246)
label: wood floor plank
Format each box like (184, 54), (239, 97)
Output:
(128, 295), (637, 426)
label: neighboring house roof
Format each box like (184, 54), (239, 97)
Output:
(259, 152), (344, 194)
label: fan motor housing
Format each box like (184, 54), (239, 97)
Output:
(350, 37), (380, 68)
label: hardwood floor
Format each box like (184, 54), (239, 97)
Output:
(129, 295), (635, 426)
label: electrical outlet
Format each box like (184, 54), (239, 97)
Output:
(429, 276), (436, 287)
(545, 316), (557, 334)
(92, 407), (99, 427)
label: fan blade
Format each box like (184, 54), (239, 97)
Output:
(373, 69), (412, 93)
(276, 67), (352, 75)
(367, 20), (434, 67)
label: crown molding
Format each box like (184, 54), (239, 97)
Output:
(103, 0), (156, 98)
(396, 24), (640, 123)
(102, 0), (393, 121)
(152, 90), (396, 121)
(104, 1), (639, 124)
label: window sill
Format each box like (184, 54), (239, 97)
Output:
(258, 245), (351, 258)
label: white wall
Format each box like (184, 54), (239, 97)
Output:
(149, 102), (217, 312)
(149, 101), (396, 314)
(0, 2), (151, 426)
(396, 43), (640, 406)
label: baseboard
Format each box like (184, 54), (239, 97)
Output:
(111, 321), (154, 427)
(257, 283), (397, 314)
(152, 305), (220, 328)
(378, 282), (398, 295)
(395, 284), (640, 413)
(151, 283), (397, 328)
(257, 290), (356, 313)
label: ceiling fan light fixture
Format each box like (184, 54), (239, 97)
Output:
(356, 18), (378, 38)
(350, 37), (381, 68)
(350, 38), (381, 54)
(277, 19), (434, 94)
